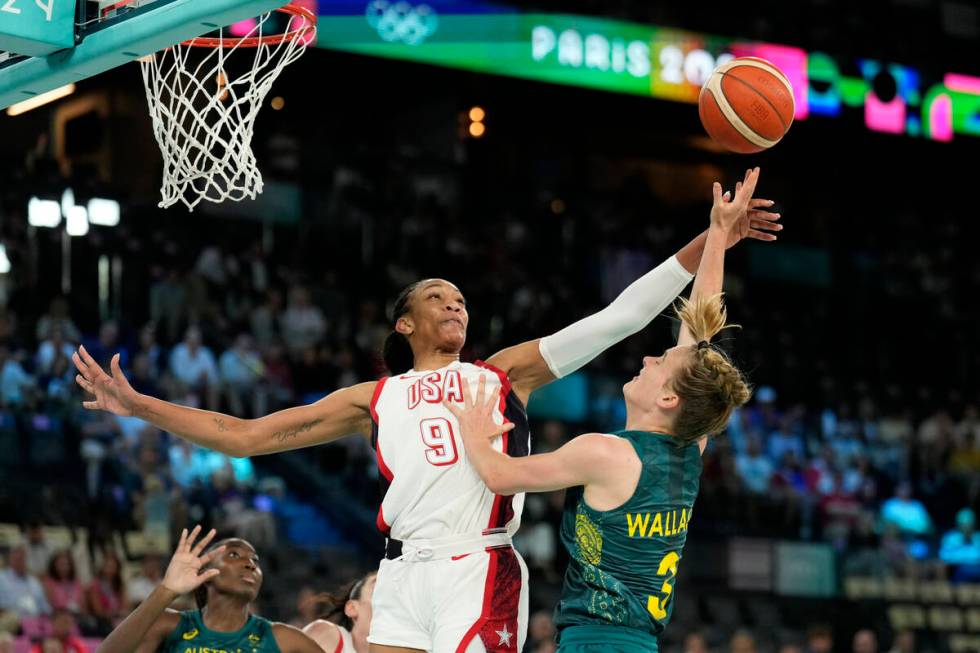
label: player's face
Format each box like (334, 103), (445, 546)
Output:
(208, 540), (263, 601)
(623, 345), (691, 410)
(349, 574), (376, 627)
(400, 280), (469, 352)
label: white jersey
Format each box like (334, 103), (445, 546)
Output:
(304, 620), (355, 653)
(370, 360), (530, 542)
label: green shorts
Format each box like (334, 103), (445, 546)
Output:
(557, 625), (659, 653)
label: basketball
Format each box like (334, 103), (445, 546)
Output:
(698, 56), (795, 153)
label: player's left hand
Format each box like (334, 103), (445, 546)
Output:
(444, 376), (515, 447)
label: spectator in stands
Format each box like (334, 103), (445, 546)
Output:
(126, 354), (160, 398)
(167, 326), (219, 410)
(852, 629), (878, 653)
(24, 522), (53, 577)
(148, 267), (186, 343)
(0, 632), (12, 653)
(280, 286), (326, 356)
(779, 645), (802, 653)
(939, 508), (980, 581)
(219, 333), (266, 418)
(134, 323), (163, 380)
(736, 436), (774, 494)
(84, 552), (125, 634)
(527, 610), (556, 653)
(36, 326), (76, 376)
(0, 344), (37, 408)
(125, 554), (163, 608)
(289, 587), (319, 628)
(30, 609), (88, 653)
(684, 632), (710, 653)
(36, 297), (81, 343)
(805, 624), (833, 653)
(886, 630), (914, 653)
(43, 550), (84, 615)
(880, 482), (932, 537)
(730, 630), (757, 653)
(0, 544), (50, 617)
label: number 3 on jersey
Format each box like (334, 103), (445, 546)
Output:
(420, 417), (459, 466)
(647, 551), (680, 621)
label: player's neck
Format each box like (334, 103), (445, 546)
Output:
(624, 406), (674, 435)
(411, 350), (460, 372)
(201, 598), (251, 632)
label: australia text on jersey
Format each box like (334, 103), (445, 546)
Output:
(625, 508), (693, 538)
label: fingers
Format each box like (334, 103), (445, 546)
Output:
(749, 218), (782, 232)
(177, 528), (189, 553)
(750, 198), (776, 209)
(747, 209), (781, 222)
(475, 375), (487, 408)
(712, 182), (723, 205)
(501, 422), (516, 433)
(184, 525), (202, 553)
(82, 401), (100, 410)
(201, 568), (221, 581)
(747, 229), (777, 241)
(459, 378), (473, 407)
(201, 545), (227, 566)
(72, 351), (89, 375)
(77, 345), (102, 373)
(76, 374), (95, 394)
(191, 528), (217, 557)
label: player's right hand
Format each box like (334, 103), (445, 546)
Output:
(162, 526), (226, 595)
(710, 166), (761, 236)
(73, 345), (140, 416)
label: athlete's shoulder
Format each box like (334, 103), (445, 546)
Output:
(301, 619), (342, 651)
(271, 621), (322, 653)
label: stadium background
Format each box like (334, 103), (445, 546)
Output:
(0, 0), (979, 651)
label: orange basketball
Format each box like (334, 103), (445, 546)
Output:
(698, 57), (795, 153)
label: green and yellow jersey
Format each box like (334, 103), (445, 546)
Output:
(554, 430), (702, 651)
(158, 610), (281, 653)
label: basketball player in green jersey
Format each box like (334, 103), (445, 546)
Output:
(95, 525), (322, 653)
(447, 169), (762, 653)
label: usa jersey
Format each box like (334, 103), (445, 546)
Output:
(369, 360), (531, 541)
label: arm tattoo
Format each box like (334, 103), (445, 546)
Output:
(272, 419), (324, 443)
(214, 418), (227, 432)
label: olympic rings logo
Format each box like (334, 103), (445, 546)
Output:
(365, 1), (439, 46)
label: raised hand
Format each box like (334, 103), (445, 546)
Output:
(710, 167), (782, 245)
(443, 376), (515, 446)
(73, 346), (140, 416)
(161, 526), (226, 596)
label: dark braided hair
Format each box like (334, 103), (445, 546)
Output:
(382, 281), (424, 374)
(306, 572), (378, 631)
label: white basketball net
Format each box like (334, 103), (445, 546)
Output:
(139, 10), (314, 211)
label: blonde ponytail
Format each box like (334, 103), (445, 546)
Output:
(670, 293), (752, 443)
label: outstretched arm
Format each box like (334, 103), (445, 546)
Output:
(678, 168), (761, 348)
(74, 346), (375, 458)
(487, 177), (779, 400)
(445, 377), (626, 495)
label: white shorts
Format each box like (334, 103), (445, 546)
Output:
(368, 533), (529, 652)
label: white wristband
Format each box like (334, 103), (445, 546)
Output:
(538, 255), (693, 378)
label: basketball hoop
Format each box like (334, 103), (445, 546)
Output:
(139, 3), (316, 210)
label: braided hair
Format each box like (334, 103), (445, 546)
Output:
(669, 293), (752, 443)
(382, 281), (425, 374)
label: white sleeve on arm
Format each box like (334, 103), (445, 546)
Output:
(538, 255), (694, 378)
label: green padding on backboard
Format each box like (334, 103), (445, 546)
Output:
(0, 0), (286, 109)
(0, 0), (75, 58)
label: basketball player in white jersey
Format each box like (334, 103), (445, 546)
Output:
(73, 169), (779, 653)
(303, 572), (376, 653)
